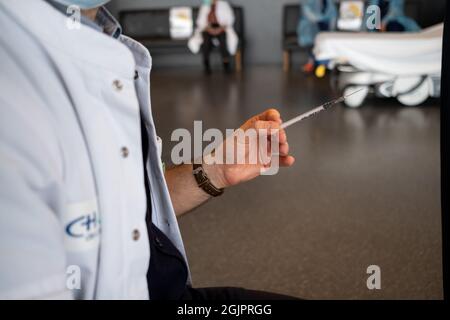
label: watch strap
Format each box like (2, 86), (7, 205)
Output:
(192, 163), (224, 197)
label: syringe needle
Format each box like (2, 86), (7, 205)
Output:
(280, 89), (364, 130)
(343, 87), (365, 99)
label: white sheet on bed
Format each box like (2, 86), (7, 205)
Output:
(313, 23), (443, 76)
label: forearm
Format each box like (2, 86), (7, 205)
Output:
(165, 163), (226, 217)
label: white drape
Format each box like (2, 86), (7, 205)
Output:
(314, 23), (443, 76)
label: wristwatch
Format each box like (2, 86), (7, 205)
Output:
(192, 163), (224, 197)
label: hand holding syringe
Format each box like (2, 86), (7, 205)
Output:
(280, 89), (364, 129)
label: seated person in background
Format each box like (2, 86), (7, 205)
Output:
(188, 0), (238, 74)
(297, 0), (337, 74)
(363, 0), (421, 32)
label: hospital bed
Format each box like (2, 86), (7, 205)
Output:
(313, 23), (443, 107)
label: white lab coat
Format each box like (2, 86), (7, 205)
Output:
(0, 0), (189, 299)
(188, 0), (239, 55)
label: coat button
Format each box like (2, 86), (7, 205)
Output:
(121, 146), (129, 158)
(132, 229), (140, 241)
(113, 79), (123, 91)
(155, 237), (163, 248)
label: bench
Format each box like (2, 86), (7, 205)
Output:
(119, 6), (245, 72)
(282, 0), (445, 72)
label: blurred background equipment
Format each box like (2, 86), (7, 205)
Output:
(314, 23), (443, 107)
(337, 0), (365, 31)
(282, 0), (444, 72)
(169, 6), (194, 39)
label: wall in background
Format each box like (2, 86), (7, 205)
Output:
(107, 0), (445, 67)
(107, 0), (299, 67)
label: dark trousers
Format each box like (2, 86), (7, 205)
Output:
(202, 31), (230, 66)
(181, 286), (300, 300)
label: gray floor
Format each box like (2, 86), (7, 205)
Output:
(150, 65), (442, 299)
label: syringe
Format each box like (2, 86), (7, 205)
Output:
(280, 89), (364, 130)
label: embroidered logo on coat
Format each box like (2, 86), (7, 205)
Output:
(64, 199), (100, 252)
